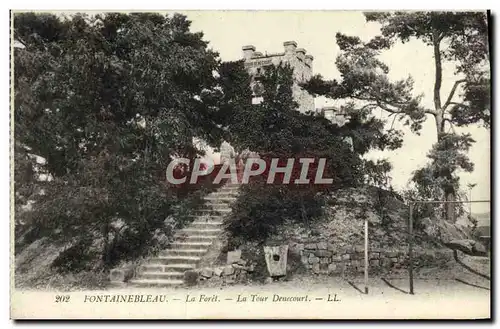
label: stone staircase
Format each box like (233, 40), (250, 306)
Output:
(128, 182), (239, 287)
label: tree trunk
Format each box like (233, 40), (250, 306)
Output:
(432, 31), (456, 223)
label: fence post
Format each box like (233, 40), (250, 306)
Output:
(408, 202), (414, 295)
(364, 217), (369, 294)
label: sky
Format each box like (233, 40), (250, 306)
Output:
(177, 11), (491, 213)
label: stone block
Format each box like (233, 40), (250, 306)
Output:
(301, 256), (308, 264)
(331, 255), (343, 262)
(320, 257), (330, 264)
(296, 243), (305, 251)
(369, 259), (380, 267)
(317, 242), (327, 250)
(245, 264), (255, 272)
(109, 265), (135, 283)
(351, 252), (362, 260)
(314, 250), (332, 257)
(305, 243), (317, 250)
(385, 251), (398, 258)
(312, 263), (320, 274)
(213, 267), (223, 277)
(342, 254), (350, 260)
(184, 270), (199, 286)
(370, 252), (380, 260)
(201, 268), (213, 278)
(328, 263), (337, 273)
(354, 245), (364, 253)
(309, 257), (320, 264)
(223, 265), (235, 276)
(227, 250), (242, 264)
(327, 243), (336, 251)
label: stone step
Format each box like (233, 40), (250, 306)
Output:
(208, 191), (239, 197)
(196, 209), (231, 216)
(138, 264), (188, 275)
(128, 278), (184, 287)
(161, 249), (208, 257)
(149, 256), (202, 265)
(138, 271), (187, 280)
(204, 196), (237, 203)
(204, 204), (232, 211)
(137, 263), (196, 273)
(174, 235), (218, 243)
(189, 222), (224, 230)
(170, 241), (212, 250)
(189, 214), (224, 221)
(177, 228), (222, 235)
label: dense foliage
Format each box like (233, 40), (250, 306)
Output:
(14, 12), (229, 269)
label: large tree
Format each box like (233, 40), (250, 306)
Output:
(14, 12), (227, 266)
(305, 11), (490, 221)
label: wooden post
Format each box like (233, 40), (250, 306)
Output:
(408, 203), (414, 295)
(364, 217), (369, 294)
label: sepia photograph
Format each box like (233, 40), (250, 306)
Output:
(10, 10), (491, 319)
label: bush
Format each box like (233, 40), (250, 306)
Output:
(225, 177), (326, 248)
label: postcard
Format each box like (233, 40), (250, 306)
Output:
(10, 10), (491, 319)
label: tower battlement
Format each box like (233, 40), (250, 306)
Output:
(241, 41), (315, 113)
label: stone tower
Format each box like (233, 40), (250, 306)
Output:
(241, 41), (315, 113)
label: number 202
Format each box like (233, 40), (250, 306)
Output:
(55, 295), (70, 303)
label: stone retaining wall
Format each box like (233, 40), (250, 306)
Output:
(291, 241), (454, 275)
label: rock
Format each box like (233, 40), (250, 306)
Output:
(342, 254), (350, 260)
(223, 265), (235, 276)
(232, 263), (245, 269)
(320, 257), (330, 264)
(445, 239), (475, 254)
(301, 256), (308, 264)
(327, 243), (336, 251)
(296, 243), (304, 251)
(370, 252), (380, 260)
(369, 259), (380, 267)
(423, 218), (471, 244)
(312, 263), (320, 274)
(385, 251), (398, 258)
(331, 255), (343, 262)
(317, 242), (327, 250)
(237, 259), (248, 266)
(247, 264), (255, 272)
(305, 243), (317, 250)
(309, 257), (320, 264)
(184, 270), (199, 286)
(109, 265), (135, 283)
(213, 267), (223, 277)
(227, 250), (242, 264)
(314, 250), (332, 257)
(354, 245), (364, 253)
(472, 241), (487, 256)
(264, 277), (273, 284)
(327, 263), (337, 273)
(201, 268), (213, 278)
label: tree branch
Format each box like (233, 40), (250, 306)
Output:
(448, 102), (470, 109)
(443, 79), (467, 110)
(432, 29), (443, 113)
